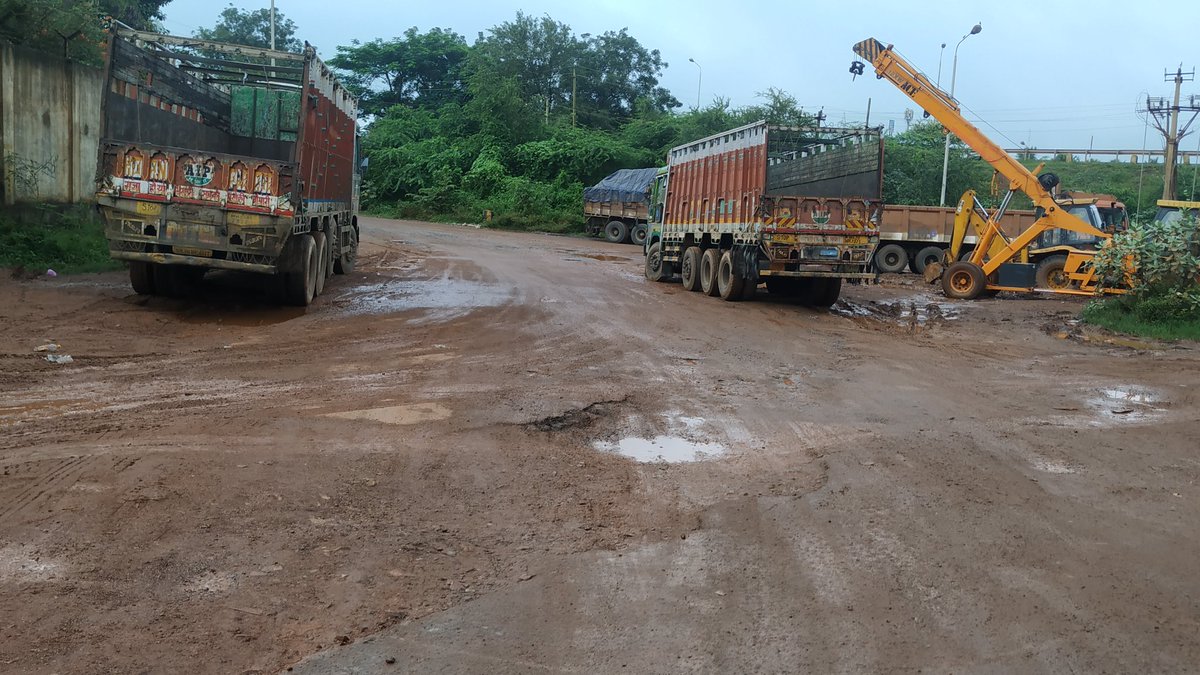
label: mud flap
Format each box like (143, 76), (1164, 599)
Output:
(733, 245), (760, 284)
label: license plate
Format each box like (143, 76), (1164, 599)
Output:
(135, 201), (161, 216)
(844, 236), (868, 245)
(172, 246), (212, 258)
(228, 212), (262, 226)
(818, 247), (839, 258)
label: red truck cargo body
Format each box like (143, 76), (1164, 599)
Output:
(657, 121), (882, 280)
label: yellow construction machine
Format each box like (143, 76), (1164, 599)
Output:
(851, 38), (1129, 299)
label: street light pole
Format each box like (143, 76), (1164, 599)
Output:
(939, 23), (981, 206)
(688, 57), (702, 110)
(936, 42), (946, 87)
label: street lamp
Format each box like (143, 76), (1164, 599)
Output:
(936, 42), (946, 87)
(939, 23), (981, 206)
(688, 57), (702, 110)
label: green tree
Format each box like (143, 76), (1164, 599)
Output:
(0, 0), (168, 61)
(194, 3), (299, 51)
(329, 27), (469, 117)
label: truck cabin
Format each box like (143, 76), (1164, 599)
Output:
(1154, 200), (1200, 225)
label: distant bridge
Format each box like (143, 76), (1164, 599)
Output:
(1004, 148), (1200, 163)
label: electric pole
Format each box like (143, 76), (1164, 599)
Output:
(1144, 66), (1200, 201)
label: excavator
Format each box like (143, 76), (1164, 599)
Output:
(850, 38), (1130, 299)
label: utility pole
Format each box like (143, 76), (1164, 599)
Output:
(572, 66), (577, 128)
(1144, 66), (1200, 201)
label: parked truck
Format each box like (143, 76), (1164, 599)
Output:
(643, 121), (882, 306)
(583, 167), (659, 246)
(94, 28), (360, 306)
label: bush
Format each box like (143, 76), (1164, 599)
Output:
(0, 205), (120, 274)
(1084, 213), (1200, 340)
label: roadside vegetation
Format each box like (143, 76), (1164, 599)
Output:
(0, 206), (120, 275)
(1084, 214), (1200, 341)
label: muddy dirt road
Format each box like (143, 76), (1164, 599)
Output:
(1, 217), (1197, 673)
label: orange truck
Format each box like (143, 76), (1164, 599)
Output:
(95, 27), (360, 306)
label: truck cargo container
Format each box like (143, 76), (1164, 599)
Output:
(94, 28), (360, 306)
(583, 167), (658, 245)
(643, 121), (882, 306)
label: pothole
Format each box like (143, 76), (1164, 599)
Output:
(526, 399), (625, 432)
(1086, 386), (1163, 423)
(594, 435), (727, 463)
(832, 293), (960, 326)
(326, 402), (452, 426)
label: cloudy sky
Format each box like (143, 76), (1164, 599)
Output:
(161, 0), (1199, 154)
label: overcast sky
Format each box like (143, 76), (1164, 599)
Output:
(161, 0), (1199, 154)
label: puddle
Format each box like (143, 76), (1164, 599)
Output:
(1085, 386), (1162, 422)
(833, 293), (960, 326)
(593, 435), (726, 463)
(326, 402), (452, 426)
(578, 254), (627, 262)
(340, 275), (510, 318)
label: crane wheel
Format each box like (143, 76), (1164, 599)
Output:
(942, 261), (987, 300)
(700, 248), (721, 296)
(680, 247), (703, 291)
(1035, 255), (1072, 291)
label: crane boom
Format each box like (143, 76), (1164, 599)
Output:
(851, 38), (1122, 298)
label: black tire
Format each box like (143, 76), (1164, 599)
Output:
(808, 278), (842, 308)
(312, 231), (329, 297)
(765, 277), (794, 296)
(717, 250), (745, 301)
(155, 266), (201, 298)
(644, 242), (672, 282)
(129, 262), (155, 295)
(942, 261), (987, 300)
(700, 248), (721, 297)
(1035, 255), (1071, 290)
(604, 220), (628, 244)
(334, 227), (357, 275)
(874, 243), (908, 273)
(680, 247), (702, 292)
(910, 246), (944, 275)
(283, 234), (317, 306)
(630, 223), (648, 247)
(958, 246), (976, 262)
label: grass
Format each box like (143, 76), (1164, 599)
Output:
(1082, 297), (1200, 342)
(0, 204), (122, 275)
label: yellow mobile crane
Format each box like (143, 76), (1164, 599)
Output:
(850, 38), (1128, 299)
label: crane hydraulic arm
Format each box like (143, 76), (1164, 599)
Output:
(850, 38), (1123, 299)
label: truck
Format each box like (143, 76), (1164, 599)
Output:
(643, 121), (882, 307)
(876, 192), (1127, 275)
(583, 167), (659, 246)
(94, 28), (360, 306)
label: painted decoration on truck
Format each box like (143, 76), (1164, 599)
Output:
(182, 157), (216, 187)
(253, 164), (275, 195)
(148, 154), (170, 183)
(123, 150), (144, 179)
(228, 162), (249, 192)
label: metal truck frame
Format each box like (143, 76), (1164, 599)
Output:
(95, 28), (360, 306)
(644, 121), (882, 307)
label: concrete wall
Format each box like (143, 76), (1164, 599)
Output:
(0, 42), (103, 205)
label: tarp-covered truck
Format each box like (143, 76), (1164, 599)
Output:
(643, 121), (882, 306)
(583, 167), (659, 246)
(95, 28), (359, 306)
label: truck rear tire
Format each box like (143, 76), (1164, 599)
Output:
(1035, 255), (1071, 290)
(717, 250), (745, 301)
(644, 242), (672, 282)
(630, 223), (648, 247)
(680, 247), (702, 291)
(942, 261), (987, 300)
(604, 220), (628, 244)
(334, 227), (357, 275)
(283, 233), (317, 306)
(808, 278), (842, 308)
(911, 246), (943, 274)
(312, 231), (329, 297)
(875, 243), (908, 273)
(700, 248), (721, 296)
(129, 262), (155, 295)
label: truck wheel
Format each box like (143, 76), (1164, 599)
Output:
(910, 246), (943, 274)
(630, 223), (648, 247)
(717, 250), (745, 301)
(680, 247), (702, 291)
(155, 266), (199, 298)
(1035, 255), (1071, 290)
(942, 261), (987, 300)
(874, 243), (908, 273)
(765, 277), (791, 295)
(808, 278), (843, 308)
(283, 234), (317, 306)
(644, 242), (672, 282)
(312, 231), (329, 297)
(700, 248), (721, 296)
(334, 227), (357, 275)
(604, 220), (628, 244)
(129, 262), (155, 295)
